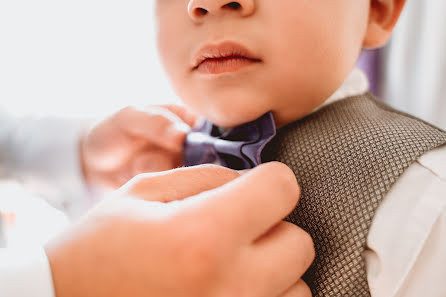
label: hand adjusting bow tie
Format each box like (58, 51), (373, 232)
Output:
(183, 112), (276, 170)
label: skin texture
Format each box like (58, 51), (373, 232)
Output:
(80, 104), (197, 189)
(45, 163), (315, 297)
(155, 0), (405, 128)
(48, 1), (406, 296)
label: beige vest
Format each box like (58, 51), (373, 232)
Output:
(263, 93), (446, 297)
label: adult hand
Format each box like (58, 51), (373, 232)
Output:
(80, 104), (197, 189)
(45, 162), (314, 297)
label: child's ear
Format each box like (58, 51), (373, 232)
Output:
(363, 0), (406, 49)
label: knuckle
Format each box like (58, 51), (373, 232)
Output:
(297, 280), (313, 297)
(282, 223), (315, 272)
(281, 279), (312, 297)
(265, 162), (300, 207)
(128, 172), (155, 187)
(147, 106), (181, 124)
(278, 220), (296, 232)
(113, 106), (140, 125)
(151, 113), (170, 123)
(302, 281), (313, 297)
(126, 173), (158, 197)
(116, 106), (136, 118)
(146, 114), (172, 131)
(298, 228), (316, 268)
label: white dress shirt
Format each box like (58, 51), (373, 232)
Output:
(0, 110), (90, 297)
(0, 111), (91, 218)
(1, 70), (446, 297)
(326, 69), (446, 297)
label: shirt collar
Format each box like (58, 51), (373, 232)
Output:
(312, 68), (370, 113)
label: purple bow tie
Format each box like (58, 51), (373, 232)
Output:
(183, 112), (276, 170)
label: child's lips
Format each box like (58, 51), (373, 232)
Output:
(192, 41), (262, 75)
(196, 56), (260, 75)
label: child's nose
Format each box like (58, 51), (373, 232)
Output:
(187, 0), (255, 22)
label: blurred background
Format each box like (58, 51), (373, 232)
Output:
(358, 1), (446, 130)
(0, 0), (176, 119)
(1, 1), (445, 247)
(0, 0), (176, 248)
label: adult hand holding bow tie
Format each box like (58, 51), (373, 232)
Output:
(45, 162), (315, 297)
(80, 104), (198, 189)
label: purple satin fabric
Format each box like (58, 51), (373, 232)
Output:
(183, 112), (276, 170)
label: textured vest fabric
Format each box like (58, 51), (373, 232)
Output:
(262, 93), (446, 297)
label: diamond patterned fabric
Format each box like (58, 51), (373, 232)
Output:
(263, 93), (446, 296)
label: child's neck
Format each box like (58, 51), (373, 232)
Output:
(272, 68), (369, 128)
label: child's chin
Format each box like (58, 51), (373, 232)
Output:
(186, 92), (272, 127)
(209, 109), (268, 128)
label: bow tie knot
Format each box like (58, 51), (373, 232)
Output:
(183, 112), (277, 170)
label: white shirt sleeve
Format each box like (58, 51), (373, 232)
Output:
(365, 145), (446, 297)
(0, 247), (55, 297)
(0, 108), (93, 218)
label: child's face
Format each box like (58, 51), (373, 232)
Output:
(155, 0), (370, 128)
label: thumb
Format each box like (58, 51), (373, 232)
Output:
(122, 165), (240, 202)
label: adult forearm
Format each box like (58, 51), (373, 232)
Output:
(0, 109), (92, 218)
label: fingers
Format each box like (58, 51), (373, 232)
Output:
(130, 149), (181, 175)
(162, 104), (199, 128)
(244, 221), (314, 297)
(197, 162), (301, 243)
(123, 164), (240, 202)
(115, 106), (190, 152)
(278, 280), (312, 297)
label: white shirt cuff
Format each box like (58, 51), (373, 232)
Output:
(0, 246), (55, 297)
(2, 114), (95, 219)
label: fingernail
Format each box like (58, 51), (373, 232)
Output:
(167, 125), (185, 140)
(174, 122), (191, 134)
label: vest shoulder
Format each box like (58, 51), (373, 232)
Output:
(262, 92), (446, 169)
(276, 92), (446, 144)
